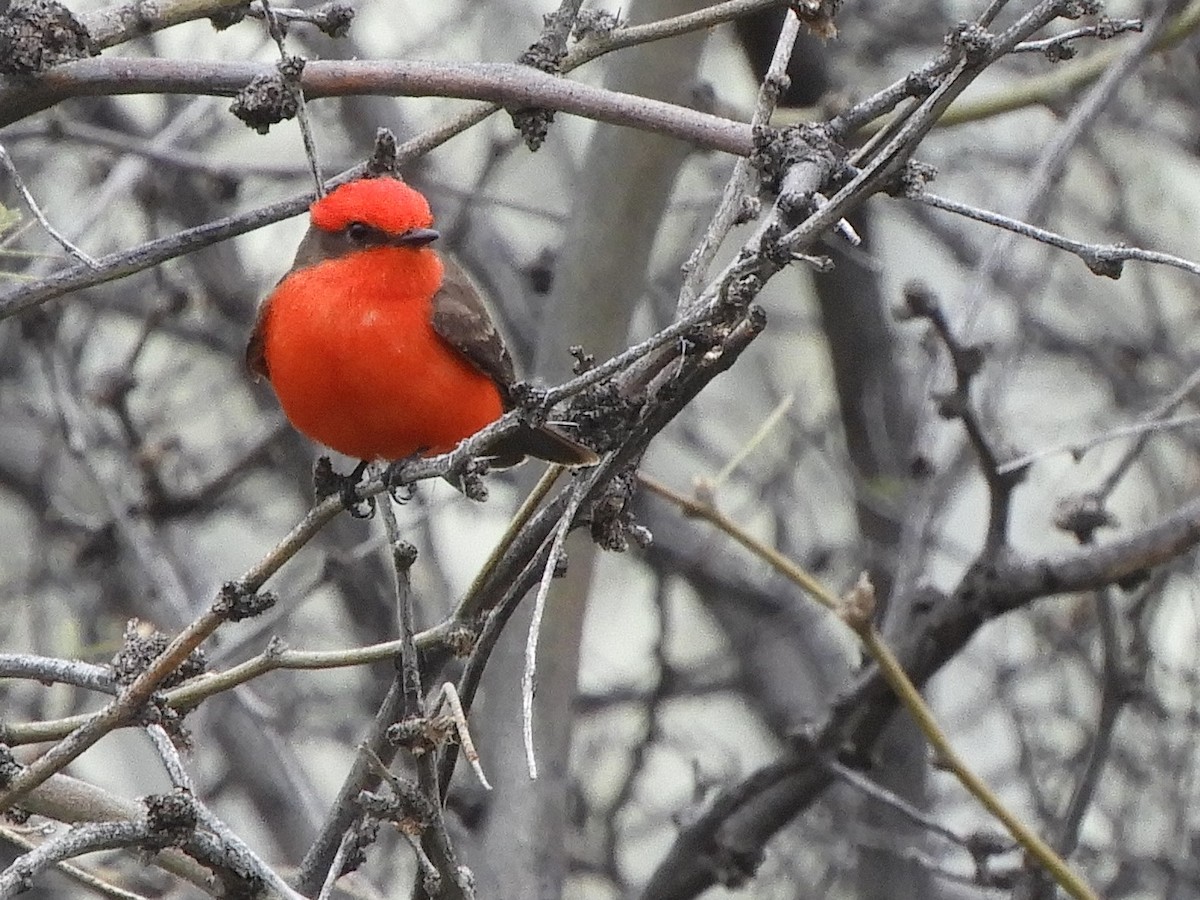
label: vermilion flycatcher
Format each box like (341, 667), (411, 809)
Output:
(247, 176), (596, 469)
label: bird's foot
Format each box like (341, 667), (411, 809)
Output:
(383, 451), (425, 504)
(314, 457), (376, 519)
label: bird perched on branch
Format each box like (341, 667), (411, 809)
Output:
(247, 176), (597, 475)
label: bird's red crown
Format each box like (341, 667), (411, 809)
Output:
(309, 177), (434, 236)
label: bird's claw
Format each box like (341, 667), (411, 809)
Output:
(383, 452), (424, 504)
(314, 457), (376, 518)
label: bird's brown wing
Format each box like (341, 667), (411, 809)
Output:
(432, 257), (598, 467)
(430, 256), (517, 403)
(245, 299), (271, 381)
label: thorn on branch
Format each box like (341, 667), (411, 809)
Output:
(507, 379), (545, 412)
(775, 190), (810, 230)
(552, 549), (569, 577)
(757, 222), (795, 269)
(440, 623), (478, 659)
(725, 272), (766, 310)
(2, 805), (30, 826)
(510, 106), (555, 151)
(213, 582), (279, 622)
(763, 71), (792, 105)
(358, 780), (438, 832)
(309, 1), (355, 38)
(1043, 40), (1078, 62)
(0, 0), (96, 76)
(387, 716), (453, 757)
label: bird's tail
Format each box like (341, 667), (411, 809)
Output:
(485, 423), (599, 469)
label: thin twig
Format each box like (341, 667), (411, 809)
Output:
(678, 6), (801, 308)
(522, 482), (589, 779)
(429, 683), (491, 790)
(641, 475), (1100, 900)
(924, 0), (1200, 129)
(144, 726), (192, 792)
(0, 826), (151, 900)
(0, 145), (98, 268)
(377, 498), (474, 899)
(706, 391), (795, 491)
(194, 804), (307, 900)
(915, 190), (1200, 279)
(1050, 589), (1127, 859)
(0, 821), (151, 896)
(1012, 19), (1144, 53)
(857, 625), (1098, 900)
(1095, 365), (1200, 498)
(960, 0), (1188, 335)
(566, 0), (791, 70)
(0, 655), (115, 694)
(3, 118), (304, 179)
(316, 824), (359, 900)
(457, 464), (565, 617)
(826, 757), (996, 851)
(259, 0), (324, 196)
(997, 413), (1200, 476)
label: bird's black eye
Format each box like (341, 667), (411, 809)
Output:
(345, 222), (370, 244)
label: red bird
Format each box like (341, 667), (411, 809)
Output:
(247, 177), (596, 470)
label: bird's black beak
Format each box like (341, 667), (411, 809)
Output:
(394, 228), (440, 247)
